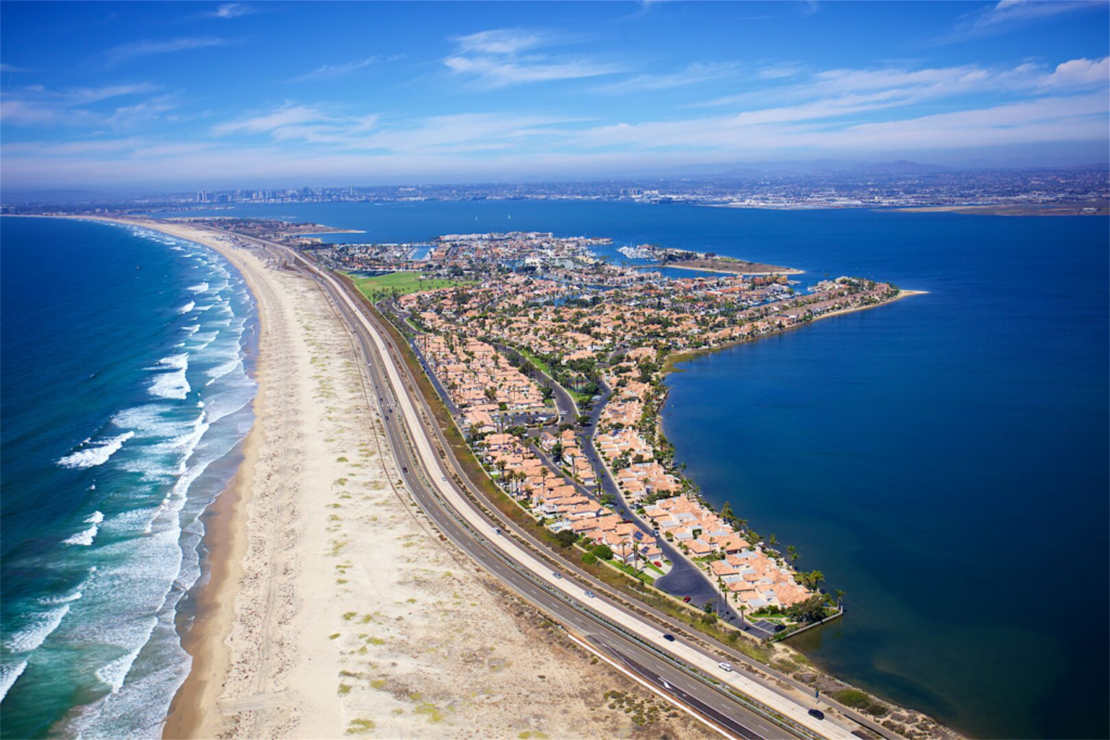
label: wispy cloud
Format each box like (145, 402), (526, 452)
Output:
(454, 29), (546, 56)
(928, 0), (1098, 46)
(1, 83), (160, 126)
(103, 37), (231, 67)
(207, 3), (255, 19)
(0, 63), (29, 73)
(212, 104), (330, 136)
(289, 57), (379, 83)
(697, 57), (1106, 110)
(445, 28), (622, 89)
(210, 101), (577, 155)
(594, 62), (741, 94)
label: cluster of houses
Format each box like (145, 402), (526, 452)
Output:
(414, 334), (546, 434)
(642, 495), (811, 611)
(386, 242), (904, 620)
(479, 432), (660, 566)
(413, 327), (663, 572)
(593, 349), (683, 504)
(538, 428), (597, 486)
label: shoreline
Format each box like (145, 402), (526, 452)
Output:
(666, 288), (927, 371)
(49, 215), (269, 739)
(655, 262), (806, 276)
(63, 215), (707, 740)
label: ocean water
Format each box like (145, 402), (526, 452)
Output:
(0, 217), (257, 738)
(154, 201), (1108, 738)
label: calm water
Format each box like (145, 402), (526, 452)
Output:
(0, 218), (257, 738)
(157, 201), (1107, 738)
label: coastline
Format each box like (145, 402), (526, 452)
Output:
(666, 288), (927, 372)
(68, 215), (714, 739)
(162, 433), (254, 738)
(656, 262), (806, 276)
(51, 216), (269, 738)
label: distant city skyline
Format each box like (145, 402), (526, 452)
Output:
(1, 1), (1108, 190)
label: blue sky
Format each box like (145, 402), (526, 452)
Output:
(1, 1), (1107, 190)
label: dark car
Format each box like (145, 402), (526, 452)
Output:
(662, 634), (675, 642)
(402, 466), (407, 473)
(808, 709), (825, 720)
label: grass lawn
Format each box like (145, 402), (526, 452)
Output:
(347, 271), (472, 300)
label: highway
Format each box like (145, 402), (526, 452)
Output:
(208, 229), (865, 740)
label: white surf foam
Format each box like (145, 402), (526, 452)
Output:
(149, 367), (189, 400)
(0, 661), (28, 702)
(39, 589), (84, 606)
(58, 432), (136, 470)
(186, 282), (209, 293)
(64, 511), (105, 546)
(156, 354), (188, 371)
(177, 301), (195, 314)
(95, 642), (146, 694)
(4, 605), (71, 653)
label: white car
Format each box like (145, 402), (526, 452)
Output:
(718, 662), (733, 672)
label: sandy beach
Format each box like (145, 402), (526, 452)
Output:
(72, 218), (717, 739)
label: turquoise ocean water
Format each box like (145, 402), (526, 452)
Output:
(28, 201), (1110, 738)
(1, 218), (257, 738)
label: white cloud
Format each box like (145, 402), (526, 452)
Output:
(930, 0), (1098, 45)
(1, 83), (160, 126)
(289, 57), (379, 83)
(595, 63), (741, 94)
(445, 54), (622, 89)
(454, 29), (545, 56)
(212, 104), (330, 135)
(1041, 57), (1110, 88)
(211, 3), (254, 19)
(445, 28), (622, 89)
(104, 37), (231, 67)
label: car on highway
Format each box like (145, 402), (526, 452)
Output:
(494, 527), (502, 535)
(552, 572), (562, 579)
(808, 709), (825, 720)
(718, 662), (733, 672)
(402, 466), (407, 473)
(584, 590), (596, 598)
(662, 634), (675, 642)
(682, 596), (692, 603)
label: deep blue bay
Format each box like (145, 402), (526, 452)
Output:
(153, 201), (1107, 738)
(1, 217), (257, 738)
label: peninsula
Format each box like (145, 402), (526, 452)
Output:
(65, 217), (947, 740)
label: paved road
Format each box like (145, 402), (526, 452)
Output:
(204, 228), (873, 740)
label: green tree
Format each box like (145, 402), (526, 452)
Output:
(592, 544), (614, 560)
(555, 530), (577, 548)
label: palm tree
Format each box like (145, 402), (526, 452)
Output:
(786, 545), (799, 565)
(834, 589), (845, 611)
